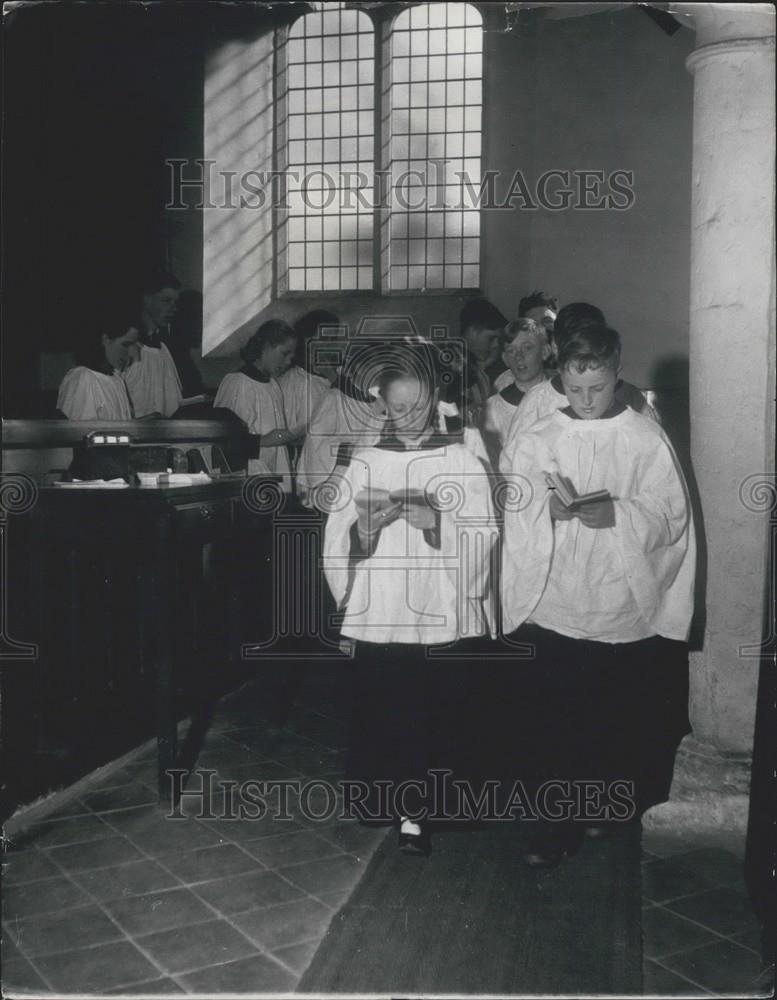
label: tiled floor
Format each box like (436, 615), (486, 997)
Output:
(2, 666), (771, 996)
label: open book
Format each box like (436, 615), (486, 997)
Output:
(354, 487), (431, 515)
(544, 471), (611, 509)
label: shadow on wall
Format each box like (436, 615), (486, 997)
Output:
(651, 352), (705, 651)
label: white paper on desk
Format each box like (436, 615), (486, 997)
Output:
(161, 472), (212, 486)
(54, 479), (130, 489)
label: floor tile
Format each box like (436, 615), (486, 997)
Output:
(316, 820), (389, 857)
(39, 797), (93, 820)
(642, 958), (711, 995)
(241, 830), (343, 870)
(82, 783), (158, 813)
(3, 874), (90, 919)
(665, 886), (762, 936)
(731, 926), (765, 955)
(641, 905), (722, 958)
(641, 829), (718, 859)
(222, 728), (300, 754)
(104, 976), (186, 994)
(315, 889), (353, 910)
(270, 744), (342, 773)
(88, 766), (142, 789)
(25, 813), (115, 848)
(193, 869), (304, 916)
(6, 904), (123, 957)
(71, 859), (181, 902)
(272, 938), (320, 976)
(99, 804), (175, 837)
(135, 918), (259, 975)
(662, 847), (746, 889)
(2, 849), (63, 885)
(215, 759), (303, 784)
(123, 760), (160, 786)
(660, 939), (764, 994)
(278, 853), (365, 896)
(3, 930), (22, 961)
(45, 835), (144, 872)
(1, 956), (52, 993)
(105, 887), (213, 937)
(102, 805), (226, 857)
(198, 814), (306, 843)
(127, 821), (226, 858)
(176, 952), (299, 993)
(158, 842), (264, 885)
(193, 745), (267, 767)
(642, 857), (717, 903)
(34, 940), (160, 993)
(232, 896), (334, 952)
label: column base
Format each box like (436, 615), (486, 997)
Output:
(641, 734), (752, 857)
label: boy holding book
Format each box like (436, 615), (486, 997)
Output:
(500, 324), (695, 867)
(499, 304), (658, 475)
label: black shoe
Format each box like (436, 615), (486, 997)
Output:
(398, 824), (431, 856)
(523, 823), (582, 868)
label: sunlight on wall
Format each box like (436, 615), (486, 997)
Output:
(203, 32), (274, 356)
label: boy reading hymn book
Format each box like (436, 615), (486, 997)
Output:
(500, 324), (695, 868)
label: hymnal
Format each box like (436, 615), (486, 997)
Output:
(544, 471), (611, 509)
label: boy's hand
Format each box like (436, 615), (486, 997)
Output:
(549, 492), (574, 521)
(356, 499), (402, 538)
(575, 499), (616, 529)
(401, 504), (437, 531)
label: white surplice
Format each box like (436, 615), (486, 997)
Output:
(500, 406), (696, 642)
(324, 438), (499, 645)
(122, 344), (182, 418)
(214, 371), (292, 488)
(57, 367), (133, 421)
(500, 376), (660, 476)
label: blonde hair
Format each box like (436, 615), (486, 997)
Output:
(503, 317), (548, 349)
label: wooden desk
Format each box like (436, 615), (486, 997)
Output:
(22, 478), (284, 804)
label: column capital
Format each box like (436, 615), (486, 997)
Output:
(686, 33), (775, 75)
(671, 3), (775, 47)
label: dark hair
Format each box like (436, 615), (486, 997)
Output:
(518, 290), (558, 317)
(557, 324), (621, 374)
(241, 319), (297, 364)
(76, 299), (141, 370)
(293, 309), (340, 342)
(140, 269), (181, 295)
(553, 303), (606, 348)
(376, 344), (440, 399)
(460, 297), (507, 335)
(293, 309), (340, 368)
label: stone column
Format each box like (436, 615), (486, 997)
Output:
(644, 4), (775, 849)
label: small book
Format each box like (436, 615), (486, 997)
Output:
(355, 488), (431, 513)
(544, 471), (611, 509)
(389, 488), (429, 508)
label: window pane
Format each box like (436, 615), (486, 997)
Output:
(279, 4), (376, 293)
(391, 267), (408, 290)
(385, 3), (482, 289)
(408, 265), (425, 286)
